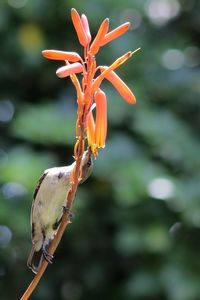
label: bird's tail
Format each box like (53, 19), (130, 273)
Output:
(27, 247), (43, 274)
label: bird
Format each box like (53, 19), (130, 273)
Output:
(27, 150), (93, 274)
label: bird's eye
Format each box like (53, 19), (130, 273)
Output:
(86, 158), (92, 167)
(58, 172), (64, 179)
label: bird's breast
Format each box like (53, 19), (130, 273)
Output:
(32, 172), (71, 230)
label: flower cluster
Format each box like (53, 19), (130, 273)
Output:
(42, 8), (139, 156)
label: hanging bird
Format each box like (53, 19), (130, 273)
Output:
(27, 150), (93, 274)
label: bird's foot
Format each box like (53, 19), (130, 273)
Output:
(42, 248), (54, 264)
(62, 206), (74, 218)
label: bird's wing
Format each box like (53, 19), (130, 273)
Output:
(30, 170), (48, 237)
(33, 171), (48, 200)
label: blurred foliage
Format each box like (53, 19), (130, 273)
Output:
(0, 0), (200, 299)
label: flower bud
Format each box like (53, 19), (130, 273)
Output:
(56, 62), (83, 78)
(100, 22), (130, 46)
(94, 89), (107, 148)
(100, 67), (136, 104)
(71, 8), (88, 47)
(90, 18), (109, 55)
(42, 50), (82, 62)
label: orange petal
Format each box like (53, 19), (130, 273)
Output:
(94, 89), (107, 148)
(71, 8), (88, 47)
(100, 22), (130, 46)
(87, 110), (95, 146)
(100, 67), (136, 104)
(81, 14), (91, 44)
(42, 50), (82, 62)
(90, 18), (109, 56)
(56, 62), (83, 78)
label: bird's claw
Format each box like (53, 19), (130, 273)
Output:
(42, 249), (54, 264)
(62, 206), (74, 218)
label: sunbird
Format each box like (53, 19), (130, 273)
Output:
(27, 151), (93, 274)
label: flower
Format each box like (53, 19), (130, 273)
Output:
(94, 89), (107, 148)
(42, 8), (139, 156)
(99, 67), (136, 104)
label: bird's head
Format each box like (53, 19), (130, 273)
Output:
(79, 150), (93, 183)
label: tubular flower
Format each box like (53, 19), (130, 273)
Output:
(42, 8), (139, 156)
(81, 14), (91, 43)
(100, 22), (130, 46)
(42, 50), (82, 62)
(94, 89), (107, 148)
(56, 62), (83, 78)
(90, 18), (109, 56)
(87, 109), (95, 149)
(71, 8), (89, 47)
(100, 67), (136, 104)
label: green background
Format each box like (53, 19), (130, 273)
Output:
(0, 0), (200, 299)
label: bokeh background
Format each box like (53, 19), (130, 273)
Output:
(0, 0), (200, 299)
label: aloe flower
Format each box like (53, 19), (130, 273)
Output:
(42, 8), (139, 156)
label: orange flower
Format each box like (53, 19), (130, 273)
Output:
(100, 67), (136, 104)
(90, 18), (109, 56)
(42, 8), (139, 155)
(100, 22), (130, 46)
(81, 14), (91, 44)
(94, 89), (107, 148)
(87, 110), (95, 147)
(71, 8), (89, 47)
(56, 62), (83, 78)
(92, 51), (132, 92)
(42, 50), (82, 62)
